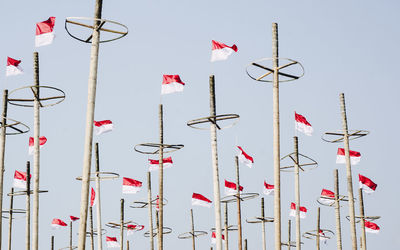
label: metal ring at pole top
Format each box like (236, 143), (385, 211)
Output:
(8, 190), (48, 196)
(345, 215), (381, 223)
(246, 57), (305, 83)
(280, 153), (318, 172)
(187, 114), (240, 131)
(322, 130), (370, 143)
(8, 85), (65, 108)
(2, 208), (27, 219)
(144, 227), (172, 237)
(84, 229), (107, 237)
(178, 231), (208, 239)
(130, 197), (168, 209)
(302, 229), (334, 240)
(316, 195), (349, 207)
(246, 216), (274, 224)
(210, 225), (238, 232)
(59, 246), (78, 250)
(134, 143), (184, 155)
(105, 221), (133, 229)
(281, 241), (303, 247)
(0, 116), (30, 135)
(220, 193), (259, 203)
(65, 17), (128, 43)
(75, 171), (119, 181)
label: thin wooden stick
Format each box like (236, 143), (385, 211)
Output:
(359, 189), (366, 250)
(158, 104), (164, 250)
(148, 172), (154, 250)
(0, 90), (8, 249)
(334, 169), (343, 250)
(316, 207), (320, 250)
(95, 143), (103, 250)
(261, 198), (266, 250)
(8, 188), (14, 250)
(224, 203), (229, 250)
(26, 161), (31, 250)
(293, 137), (300, 250)
(236, 156), (242, 250)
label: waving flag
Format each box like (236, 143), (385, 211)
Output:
(94, 120), (114, 135)
(90, 187), (96, 207)
(13, 170), (30, 189)
(295, 112), (313, 136)
(156, 195), (160, 211)
(127, 224), (144, 236)
(237, 146), (254, 168)
(365, 220), (380, 234)
(192, 193), (212, 208)
(359, 174), (377, 194)
(319, 230), (328, 244)
(336, 148), (361, 165)
(319, 189), (335, 206)
(35, 17), (56, 47)
(211, 231), (225, 244)
(106, 236), (120, 248)
(51, 218), (67, 229)
(148, 157), (173, 171)
(289, 202), (307, 219)
(70, 216), (79, 221)
(224, 180), (243, 196)
(210, 40), (238, 62)
(122, 177), (142, 194)
(263, 180), (274, 196)
(6, 57), (24, 76)
(29, 136), (47, 155)
(161, 75), (185, 95)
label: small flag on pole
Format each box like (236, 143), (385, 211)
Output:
(51, 218), (67, 229)
(106, 236), (120, 248)
(237, 146), (254, 168)
(289, 202), (307, 219)
(28, 136), (47, 155)
(127, 224), (144, 236)
(192, 193), (212, 208)
(94, 120), (114, 135)
(161, 75), (185, 95)
(295, 112), (313, 136)
(319, 189), (335, 206)
(211, 231), (225, 244)
(224, 180), (243, 196)
(13, 170), (30, 189)
(336, 148), (361, 165)
(210, 40), (238, 62)
(148, 157), (173, 171)
(70, 216), (79, 221)
(365, 220), (380, 234)
(90, 187), (96, 207)
(6, 57), (23, 76)
(122, 177), (142, 194)
(263, 180), (274, 196)
(35, 17), (56, 47)
(359, 174), (377, 194)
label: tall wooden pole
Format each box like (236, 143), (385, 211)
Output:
(209, 75), (223, 250)
(8, 188), (14, 250)
(26, 161), (31, 250)
(287, 220), (291, 250)
(95, 143), (103, 250)
(358, 189), (366, 250)
(89, 207), (94, 250)
(127, 240), (130, 250)
(224, 203), (228, 250)
(120, 199), (124, 250)
(0, 89), (8, 249)
(235, 156), (243, 250)
(70, 222), (73, 250)
(78, 0), (103, 248)
(158, 104), (164, 250)
(148, 172), (154, 250)
(293, 137), (300, 250)
(272, 22), (282, 250)
(334, 169), (343, 250)
(261, 198), (266, 250)
(316, 207), (320, 250)
(191, 209), (195, 250)
(340, 93), (357, 250)
(244, 239), (248, 250)
(51, 236), (54, 250)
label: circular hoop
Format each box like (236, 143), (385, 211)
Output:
(0, 116), (30, 135)
(130, 197), (168, 208)
(8, 190), (48, 196)
(246, 216), (274, 224)
(280, 153), (318, 172)
(317, 195), (349, 207)
(85, 229), (107, 237)
(246, 58), (304, 83)
(346, 215), (381, 223)
(8, 85), (65, 108)
(187, 114), (240, 130)
(59, 246), (78, 250)
(2, 208), (26, 219)
(322, 130), (369, 143)
(221, 193), (259, 203)
(303, 229), (334, 240)
(65, 17), (128, 43)
(144, 227), (172, 237)
(178, 231), (208, 239)
(134, 143), (184, 155)
(211, 225), (238, 232)
(281, 241), (303, 247)
(106, 221), (133, 229)
(75, 171), (119, 181)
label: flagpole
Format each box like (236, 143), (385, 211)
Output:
(158, 104), (164, 250)
(293, 136), (300, 250)
(7, 188), (14, 250)
(26, 161), (31, 250)
(95, 143), (103, 250)
(120, 199), (124, 250)
(358, 189), (366, 250)
(235, 156), (243, 250)
(334, 169), (343, 250)
(70, 221), (73, 250)
(191, 209), (195, 250)
(0, 89), (8, 250)
(261, 198), (266, 250)
(244, 239), (248, 250)
(51, 236), (54, 250)
(89, 206), (95, 250)
(316, 207), (320, 250)
(224, 202), (229, 250)
(288, 220), (291, 250)
(148, 172), (154, 250)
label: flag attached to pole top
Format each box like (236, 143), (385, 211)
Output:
(6, 57), (23, 76)
(263, 180), (274, 196)
(90, 187), (96, 207)
(13, 170), (30, 189)
(148, 157), (173, 171)
(224, 180), (243, 196)
(237, 146), (254, 168)
(211, 231), (225, 244)
(122, 177), (142, 194)
(127, 224), (144, 236)
(289, 202), (307, 219)
(336, 148), (361, 165)
(319, 189), (335, 206)
(192, 193), (212, 208)
(365, 220), (380, 234)
(35, 17), (56, 47)
(51, 218), (67, 229)
(70, 216), (79, 221)
(359, 174), (377, 194)
(94, 120), (114, 135)
(210, 40), (238, 62)
(161, 75), (185, 95)
(106, 236), (120, 248)
(28, 136), (47, 155)
(295, 112), (313, 136)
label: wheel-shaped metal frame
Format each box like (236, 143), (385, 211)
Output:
(246, 216), (274, 224)
(178, 231), (208, 239)
(8, 190), (48, 196)
(59, 246), (78, 250)
(246, 57), (305, 83)
(211, 225), (238, 232)
(65, 17), (128, 43)
(8, 85), (65, 108)
(76, 171), (119, 181)
(302, 229), (334, 240)
(220, 193), (259, 203)
(280, 153), (318, 172)
(346, 215), (380, 223)
(106, 221), (133, 229)
(0, 116), (30, 135)
(84, 228), (107, 237)
(2, 208), (26, 219)
(281, 241), (303, 247)
(317, 195), (349, 207)
(134, 143), (184, 155)
(322, 130), (369, 143)
(187, 114), (240, 130)
(130, 197), (168, 208)
(144, 227), (172, 237)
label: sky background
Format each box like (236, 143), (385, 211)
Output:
(0, 0), (399, 249)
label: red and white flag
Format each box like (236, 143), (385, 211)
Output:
(224, 180), (243, 196)
(336, 148), (361, 165)
(155, 195), (160, 211)
(359, 174), (377, 194)
(90, 187), (96, 207)
(365, 220), (380, 234)
(6, 57), (23, 76)
(13, 170), (30, 189)
(319, 189), (335, 206)
(148, 157), (173, 171)
(211, 232), (225, 244)
(210, 40), (238, 62)
(28, 136), (47, 155)
(106, 236), (120, 248)
(295, 112), (313, 136)
(122, 177), (142, 194)
(263, 180), (274, 196)
(192, 193), (212, 208)
(237, 146), (254, 168)
(35, 17), (56, 47)
(319, 230), (328, 244)
(289, 202), (307, 219)
(70, 216), (79, 222)
(51, 218), (67, 229)
(127, 224), (144, 236)
(94, 120), (114, 135)
(161, 75), (185, 95)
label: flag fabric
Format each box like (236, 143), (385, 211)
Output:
(70, 216), (79, 221)
(319, 230), (328, 244)
(289, 202), (307, 219)
(127, 224), (144, 236)
(192, 193), (212, 208)
(13, 170), (30, 189)
(224, 180), (243, 196)
(161, 75), (185, 95)
(210, 40), (238, 62)
(35, 17), (56, 47)
(319, 189), (335, 206)
(295, 112), (313, 136)
(237, 146), (254, 168)
(263, 180), (274, 196)
(94, 120), (114, 135)
(28, 136), (47, 155)
(122, 177), (142, 194)
(359, 174), (377, 194)
(51, 218), (67, 229)
(211, 232), (225, 244)
(6, 57), (23, 76)
(365, 220), (380, 234)
(156, 195), (160, 211)
(90, 187), (96, 207)
(148, 157), (173, 171)
(106, 236), (120, 248)
(336, 148), (361, 165)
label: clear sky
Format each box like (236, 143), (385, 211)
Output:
(0, 0), (399, 249)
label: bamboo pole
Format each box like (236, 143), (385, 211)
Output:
(158, 104), (164, 250)
(127, 240), (130, 250)
(70, 221), (73, 250)
(293, 137), (300, 250)
(90, 207), (94, 250)
(51, 236), (54, 250)
(339, 93), (357, 250)
(191, 209), (196, 250)
(26, 161), (31, 250)
(316, 207), (320, 250)
(148, 172), (154, 250)
(334, 169), (343, 250)
(77, 0), (103, 248)
(224, 202), (228, 250)
(288, 220), (291, 250)
(120, 199), (124, 250)
(244, 239), (248, 250)
(272, 22), (282, 250)
(0, 89), (8, 249)
(235, 156), (243, 250)
(359, 189), (366, 250)
(261, 198), (266, 250)
(95, 143), (103, 250)
(209, 75), (223, 250)
(8, 188), (14, 250)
